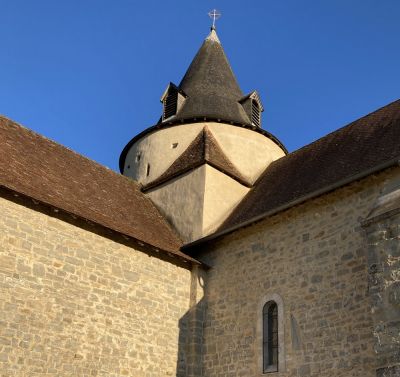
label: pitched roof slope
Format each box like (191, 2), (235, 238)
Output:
(0, 116), (187, 257)
(221, 99), (400, 231)
(143, 127), (250, 191)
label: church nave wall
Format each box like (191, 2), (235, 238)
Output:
(195, 168), (398, 377)
(0, 195), (192, 377)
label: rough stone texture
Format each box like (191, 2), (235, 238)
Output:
(363, 205), (400, 374)
(376, 366), (400, 377)
(184, 265), (207, 377)
(194, 168), (400, 377)
(0, 196), (192, 377)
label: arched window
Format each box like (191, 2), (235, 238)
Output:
(263, 301), (279, 373)
(258, 294), (284, 374)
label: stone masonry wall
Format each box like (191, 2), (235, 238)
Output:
(0, 195), (192, 377)
(196, 168), (399, 377)
(363, 210), (400, 376)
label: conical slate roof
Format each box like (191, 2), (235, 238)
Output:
(161, 29), (251, 125)
(119, 29), (288, 173)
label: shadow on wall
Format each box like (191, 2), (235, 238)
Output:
(176, 265), (207, 377)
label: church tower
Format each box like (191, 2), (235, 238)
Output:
(119, 28), (287, 242)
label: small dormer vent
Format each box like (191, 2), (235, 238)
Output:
(251, 100), (261, 128)
(163, 90), (178, 120)
(161, 83), (187, 121)
(239, 90), (264, 128)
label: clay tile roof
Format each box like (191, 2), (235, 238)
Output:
(143, 126), (251, 191)
(220, 99), (400, 231)
(0, 116), (192, 259)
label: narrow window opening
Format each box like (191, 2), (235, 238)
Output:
(163, 90), (178, 120)
(146, 164), (150, 177)
(136, 153), (141, 162)
(239, 91), (263, 128)
(171, 142), (178, 149)
(161, 84), (186, 121)
(127, 165), (130, 169)
(263, 301), (278, 373)
(252, 100), (261, 128)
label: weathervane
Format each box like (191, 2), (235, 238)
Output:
(208, 9), (221, 30)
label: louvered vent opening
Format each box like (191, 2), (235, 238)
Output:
(251, 100), (261, 127)
(163, 90), (178, 120)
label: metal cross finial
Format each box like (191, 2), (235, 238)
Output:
(208, 9), (221, 30)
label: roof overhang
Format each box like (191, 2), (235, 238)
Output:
(182, 158), (400, 253)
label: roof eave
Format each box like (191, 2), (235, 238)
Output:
(0, 183), (202, 265)
(182, 157), (400, 252)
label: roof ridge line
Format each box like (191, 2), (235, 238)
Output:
(288, 98), (400, 157)
(0, 115), (123, 178)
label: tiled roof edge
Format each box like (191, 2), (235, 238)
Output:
(0, 115), (193, 261)
(182, 158), (400, 251)
(0, 115), (119, 174)
(0, 183), (200, 265)
(143, 161), (252, 193)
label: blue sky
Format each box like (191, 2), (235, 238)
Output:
(1, 1), (399, 171)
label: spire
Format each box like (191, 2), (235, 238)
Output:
(160, 29), (252, 126)
(205, 28), (220, 43)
